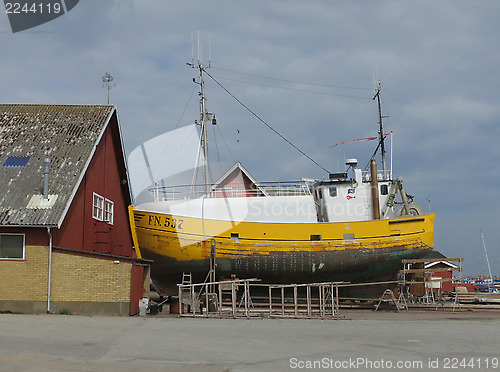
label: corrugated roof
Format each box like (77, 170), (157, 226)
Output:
(0, 104), (115, 227)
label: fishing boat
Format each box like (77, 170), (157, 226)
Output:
(128, 62), (435, 295)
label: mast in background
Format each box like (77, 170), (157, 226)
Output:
(481, 230), (494, 291)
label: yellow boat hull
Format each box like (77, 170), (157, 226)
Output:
(130, 208), (435, 293)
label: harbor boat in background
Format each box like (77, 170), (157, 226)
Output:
(128, 62), (435, 295)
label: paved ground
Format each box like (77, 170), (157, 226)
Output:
(1, 309), (500, 371)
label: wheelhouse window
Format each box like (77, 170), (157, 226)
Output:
(329, 186), (337, 197)
(104, 199), (114, 225)
(380, 184), (389, 195)
(0, 234), (25, 259)
(93, 193), (104, 221)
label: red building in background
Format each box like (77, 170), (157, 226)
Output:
(425, 260), (460, 293)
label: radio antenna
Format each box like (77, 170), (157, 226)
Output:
(197, 30), (200, 65)
(102, 72), (115, 104)
(191, 32), (194, 66)
(208, 33), (211, 68)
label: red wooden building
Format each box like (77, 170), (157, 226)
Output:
(211, 162), (266, 198)
(0, 104), (149, 315)
(423, 251), (460, 294)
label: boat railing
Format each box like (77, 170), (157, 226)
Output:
(148, 181), (312, 201)
(362, 169), (392, 182)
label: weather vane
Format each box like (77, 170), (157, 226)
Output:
(102, 72), (115, 104)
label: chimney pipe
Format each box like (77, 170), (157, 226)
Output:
(370, 159), (380, 220)
(43, 158), (50, 199)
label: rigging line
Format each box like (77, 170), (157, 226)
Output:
(212, 75), (371, 100)
(159, 125), (198, 174)
(191, 127), (204, 195)
(380, 95), (391, 123)
(204, 69), (330, 174)
(212, 122), (224, 178)
(149, 83), (198, 180)
(364, 140), (383, 173)
(140, 125), (198, 198)
(212, 66), (373, 91)
(216, 124), (237, 163)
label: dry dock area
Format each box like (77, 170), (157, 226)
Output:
(1, 310), (500, 372)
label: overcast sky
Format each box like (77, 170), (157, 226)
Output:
(1, 1), (499, 275)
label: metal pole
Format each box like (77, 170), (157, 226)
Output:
(390, 131), (393, 180)
(307, 285), (311, 318)
(178, 284), (182, 315)
(231, 281), (236, 318)
(218, 283), (222, 318)
(373, 83), (386, 173)
(205, 283), (208, 317)
(318, 285), (323, 318)
(294, 286), (298, 318)
(46, 227), (52, 313)
(481, 231), (493, 292)
(335, 285), (339, 316)
(330, 284), (334, 316)
(268, 286), (272, 316)
(43, 158), (50, 199)
(210, 238), (216, 294)
(199, 66), (211, 193)
(191, 284), (195, 315)
(370, 159), (380, 219)
(244, 281), (249, 318)
(281, 287), (285, 317)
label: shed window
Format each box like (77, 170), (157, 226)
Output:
(93, 193), (104, 221)
(0, 234), (24, 259)
(93, 193), (114, 224)
(104, 199), (114, 225)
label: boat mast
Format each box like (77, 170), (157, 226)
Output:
(373, 81), (387, 176)
(188, 36), (214, 194)
(199, 65), (211, 192)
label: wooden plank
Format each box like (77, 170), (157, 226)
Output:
(402, 258), (463, 264)
(403, 278), (455, 284)
(401, 267), (461, 274)
(337, 280), (399, 287)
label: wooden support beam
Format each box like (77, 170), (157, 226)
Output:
(402, 267), (461, 274)
(404, 278), (456, 284)
(402, 258), (463, 264)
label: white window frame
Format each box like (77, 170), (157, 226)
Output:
(93, 193), (104, 221)
(329, 186), (337, 198)
(0, 233), (25, 260)
(104, 198), (114, 225)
